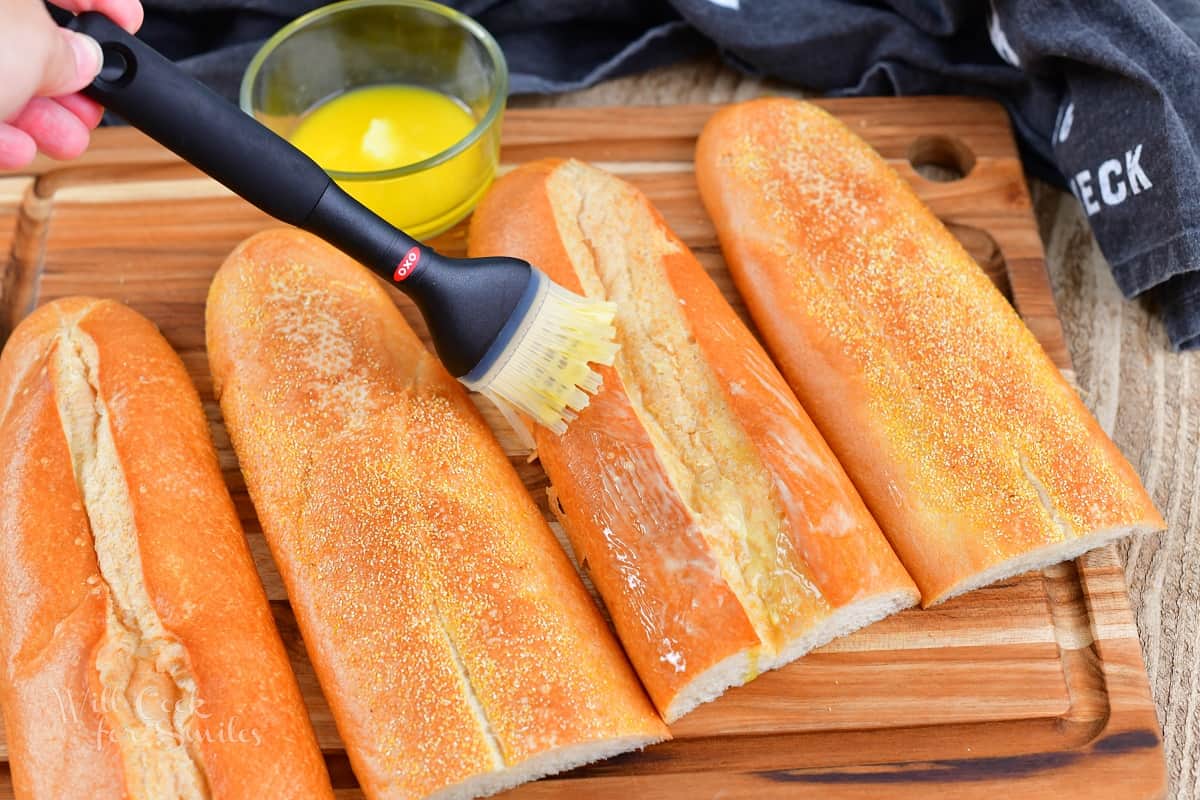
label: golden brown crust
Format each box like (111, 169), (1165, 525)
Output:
(205, 229), (666, 800)
(0, 300), (127, 799)
(694, 98), (1165, 605)
(0, 297), (332, 799)
(468, 159), (918, 718)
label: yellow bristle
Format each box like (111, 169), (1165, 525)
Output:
(462, 274), (618, 434)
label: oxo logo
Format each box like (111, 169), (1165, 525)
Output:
(393, 247), (421, 281)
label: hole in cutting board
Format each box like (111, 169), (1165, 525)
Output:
(909, 135), (976, 181)
(944, 222), (1012, 301)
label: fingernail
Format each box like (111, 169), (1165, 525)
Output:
(70, 32), (104, 81)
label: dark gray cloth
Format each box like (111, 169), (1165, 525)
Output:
(134, 0), (1200, 349)
(669, 0), (1200, 350)
(135, 1), (706, 96)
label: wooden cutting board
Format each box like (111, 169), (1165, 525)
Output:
(0, 98), (1166, 798)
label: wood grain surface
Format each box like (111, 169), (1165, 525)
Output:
(0, 77), (1177, 798)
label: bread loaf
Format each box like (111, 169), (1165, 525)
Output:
(468, 159), (919, 721)
(694, 98), (1165, 605)
(205, 229), (668, 800)
(0, 297), (332, 799)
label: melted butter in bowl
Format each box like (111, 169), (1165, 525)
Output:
(289, 85), (491, 235)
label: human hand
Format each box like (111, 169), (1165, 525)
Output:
(0, 0), (143, 169)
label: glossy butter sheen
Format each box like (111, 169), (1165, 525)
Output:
(469, 159), (919, 721)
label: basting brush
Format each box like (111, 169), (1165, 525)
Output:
(65, 12), (616, 433)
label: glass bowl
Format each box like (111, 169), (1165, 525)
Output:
(240, 0), (507, 240)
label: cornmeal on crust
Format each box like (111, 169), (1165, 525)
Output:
(694, 98), (1164, 605)
(206, 230), (667, 800)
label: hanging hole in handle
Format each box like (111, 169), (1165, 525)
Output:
(97, 42), (137, 88)
(908, 135), (976, 182)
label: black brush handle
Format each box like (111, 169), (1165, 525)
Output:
(66, 12), (531, 376)
(68, 11), (340, 227)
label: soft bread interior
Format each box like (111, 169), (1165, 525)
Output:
(51, 317), (209, 800)
(430, 734), (663, 800)
(544, 160), (831, 658)
(662, 651), (752, 723)
(928, 454), (1160, 603)
(762, 588), (916, 671)
(658, 587), (913, 719)
(934, 524), (1161, 606)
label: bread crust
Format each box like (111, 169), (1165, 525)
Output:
(206, 229), (666, 800)
(0, 297), (332, 799)
(468, 159), (918, 720)
(694, 98), (1165, 605)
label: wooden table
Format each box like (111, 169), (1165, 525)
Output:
(509, 58), (1199, 796)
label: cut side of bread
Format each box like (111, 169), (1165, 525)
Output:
(429, 734), (663, 800)
(51, 320), (207, 799)
(469, 159), (919, 722)
(694, 98), (1165, 605)
(0, 297), (333, 799)
(933, 523), (1160, 605)
(549, 162), (833, 656)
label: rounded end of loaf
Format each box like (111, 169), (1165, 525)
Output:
(2, 294), (103, 363)
(2, 297), (101, 420)
(468, 158), (569, 277)
(207, 228), (344, 399)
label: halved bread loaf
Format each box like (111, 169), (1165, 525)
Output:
(0, 298), (332, 799)
(205, 230), (668, 800)
(468, 159), (919, 721)
(694, 98), (1165, 605)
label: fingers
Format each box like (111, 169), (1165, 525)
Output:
(0, 95), (98, 169)
(55, 93), (105, 129)
(0, 0), (92, 121)
(7, 97), (91, 162)
(51, 0), (144, 33)
(0, 124), (38, 170)
(37, 28), (104, 98)
(0, 0), (143, 168)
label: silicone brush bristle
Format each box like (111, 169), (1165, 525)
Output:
(461, 270), (618, 434)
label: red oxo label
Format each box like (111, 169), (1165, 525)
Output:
(393, 246), (422, 281)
